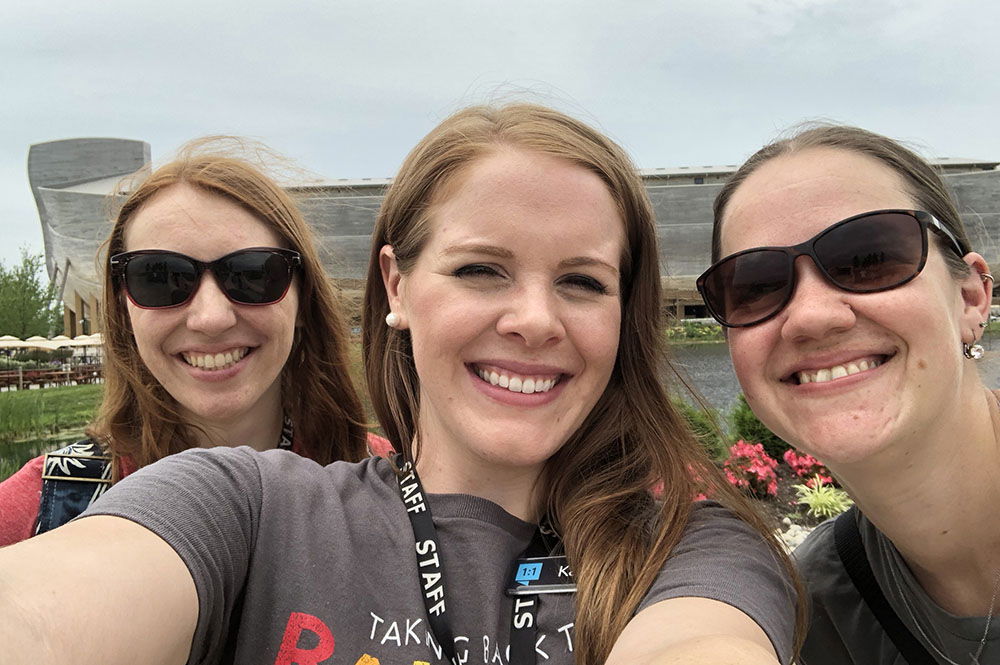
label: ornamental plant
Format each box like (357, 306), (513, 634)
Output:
(783, 449), (834, 487)
(729, 394), (791, 459)
(672, 397), (727, 462)
(794, 478), (854, 519)
(722, 440), (778, 498)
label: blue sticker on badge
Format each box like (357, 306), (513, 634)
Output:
(515, 562), (543, 585)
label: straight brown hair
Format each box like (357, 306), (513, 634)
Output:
(363, 105), (804, 664)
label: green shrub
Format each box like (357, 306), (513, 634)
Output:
(794, 478), (854, 519)
(729, 393), (790, 459)
(665, 320), (724, 343)
(673, 398), (727, 461)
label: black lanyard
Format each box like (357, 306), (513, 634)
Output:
(277, 413), (294, 450)
(394, 455), (574, 665)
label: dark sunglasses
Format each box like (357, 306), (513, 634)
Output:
(110, 247), (302, 309)
(697, 209), (966, 328)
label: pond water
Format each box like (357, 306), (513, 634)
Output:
(0, 432), (82, 481)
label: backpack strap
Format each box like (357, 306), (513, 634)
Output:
(834, 506), (936, 664)
(34, 440), (112, 535)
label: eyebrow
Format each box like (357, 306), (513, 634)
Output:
(440, 243), (513, 260)
(440, 243), (619, 276)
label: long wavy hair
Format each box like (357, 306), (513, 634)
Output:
(363, 104), (804, 664)
(713, 123), (972, 278)
(91, 138), (368, 480)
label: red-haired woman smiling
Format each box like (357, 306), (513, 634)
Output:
(0, 140), (381, 546)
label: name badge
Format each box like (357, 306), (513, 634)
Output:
(506, 555), (576, 596)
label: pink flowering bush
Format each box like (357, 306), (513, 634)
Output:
(722, 440), (778, 498)
(783, 450), (834, 488)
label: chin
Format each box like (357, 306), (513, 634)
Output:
(786, 424), (896, 468)
(477, 435), (565, 469)
(179, 395), (250, 425)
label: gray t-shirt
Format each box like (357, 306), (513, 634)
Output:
(795, 510), (1000, 664)
(85, 446), (796, 664)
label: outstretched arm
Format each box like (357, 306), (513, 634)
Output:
(0, 515), (198, 665)
(607, 597), (780, 665)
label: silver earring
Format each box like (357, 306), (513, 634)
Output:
(385, 312), (400, 328)
(964, 342), (985, 360)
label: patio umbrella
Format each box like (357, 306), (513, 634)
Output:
(50, 335), (74, 347)
(71, 334), (103, 364)
(68, 335), (96, 347)
(22, 336), (58, 350)
(0, 335), (27, 349)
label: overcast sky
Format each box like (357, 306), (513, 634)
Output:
(3, 0), (997, 269)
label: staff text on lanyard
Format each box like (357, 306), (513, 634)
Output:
(394, 456), (575, 665)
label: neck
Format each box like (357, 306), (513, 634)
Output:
(412, 438), (545, 523)
(186, 394), (284, 452)
(832, 385), (1000, 615)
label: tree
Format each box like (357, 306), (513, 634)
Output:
(0, 249), (64, 337)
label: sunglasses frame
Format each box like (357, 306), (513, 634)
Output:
(697, 209), (967, 328)
(110, 246), (302, 309)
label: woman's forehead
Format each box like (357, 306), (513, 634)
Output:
(720, 148), (915, 254)
(123, 183), (282, 255)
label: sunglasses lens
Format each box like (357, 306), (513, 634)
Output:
(124, 254), (199, 307)
(217, 251), (293, 304)
(703, 249), (793, 326)
(814, 213), (924, 291)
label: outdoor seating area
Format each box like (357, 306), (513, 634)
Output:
(0, 364), (102, 390)
(0, 334), (103, 391)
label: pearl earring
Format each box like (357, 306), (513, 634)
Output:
(385, 312), (400, 328)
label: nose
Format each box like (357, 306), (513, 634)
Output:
(495, 282), (566, 348)
(779, 256), (856, 341)
(184, 273), (238, 335)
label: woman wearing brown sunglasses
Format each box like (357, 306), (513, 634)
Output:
(0, 139), (387, 547)
(702, 125), (998, 664)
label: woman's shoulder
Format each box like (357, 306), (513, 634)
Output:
(639, 500), (798, 664)
(792, 513), (860, 601)
(0, 454), (46, 547)
(156, 445), (399, 500)
(143, 444), (388, 474)
(682, 500), (772, 540)
(648, 500), (791, 581)
(792, 516), (838, 567)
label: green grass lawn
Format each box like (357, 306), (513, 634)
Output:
(0, 384), (104, 481)
(0, 384), (103, 443)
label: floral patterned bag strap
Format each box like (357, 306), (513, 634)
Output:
(34, 440), (112, 536)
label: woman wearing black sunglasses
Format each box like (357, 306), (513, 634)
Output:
(0, 139), (383, 547)
(0, 105), (801, 665)
(701, 125), (998, 664)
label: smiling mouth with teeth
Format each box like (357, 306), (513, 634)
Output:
(474, 366), (562, 394)
(182, 347), (250, 371)
(795, 356), (887, 385)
